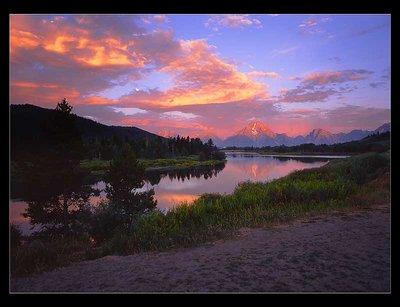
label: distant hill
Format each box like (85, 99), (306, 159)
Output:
(11, 104), (161, 141)
(11, 104), (163, 160)
(222, 121), (391, 148)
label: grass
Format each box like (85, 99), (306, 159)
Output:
(11, 152), (390, 276)
(138, 156), (225, 170)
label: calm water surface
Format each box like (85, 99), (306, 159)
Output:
(10, 154), (345, 235)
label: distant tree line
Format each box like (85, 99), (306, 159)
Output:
(83, 134), (226, 161)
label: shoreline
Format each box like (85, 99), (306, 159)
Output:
(10, 203), (390, 292)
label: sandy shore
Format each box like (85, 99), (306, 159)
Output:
(10, 204), (390, 293)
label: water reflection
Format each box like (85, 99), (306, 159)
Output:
(10, 154), (338, 235)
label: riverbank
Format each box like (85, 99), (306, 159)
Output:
(10, 152), (390, 277)
(10, 203), (390, 292)
(80, 156), (226, 179)
(223, 150), (350, 158)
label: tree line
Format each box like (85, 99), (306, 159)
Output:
(84, 134), (225, 161)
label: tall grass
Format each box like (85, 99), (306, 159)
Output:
(11, 152), (390, 276)
(103, 152), (390, 255)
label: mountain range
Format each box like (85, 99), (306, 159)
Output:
(212, 121), (391, 148)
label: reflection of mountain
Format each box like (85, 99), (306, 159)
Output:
(222, 121), (391, 147)
(226, 156), (328, 181)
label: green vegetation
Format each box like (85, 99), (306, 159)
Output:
(11, 152), (390, 276)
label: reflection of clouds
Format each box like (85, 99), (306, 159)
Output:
(251, 164), (259, 178)
(157, 178), (203, 191)
(9, 200), (41, 235)
(155, 193), (199, 209)
(9, 200), (28, 223)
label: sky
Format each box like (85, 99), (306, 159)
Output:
(10, 14), (391, 138)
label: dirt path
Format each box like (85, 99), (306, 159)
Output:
(10, 205), (390, 293)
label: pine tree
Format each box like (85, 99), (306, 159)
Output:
(22, 99), (96, 236)
(105, 143), (157, 227)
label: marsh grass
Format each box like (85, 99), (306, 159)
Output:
(11, 152), (390, 276)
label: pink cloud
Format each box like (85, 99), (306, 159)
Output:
(248, 71), (282, 79)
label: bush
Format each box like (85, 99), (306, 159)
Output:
(198, 151), (206, 161)
(88, 202), (126, 244)
(10, 224), (22, 248)
(210, 150), (227, 161)
(328, 152), (389, 184)
(11, 235), (91, 276)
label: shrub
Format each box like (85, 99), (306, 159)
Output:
(10, 224), (22, 248)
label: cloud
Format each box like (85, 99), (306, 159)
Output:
(270, 46), (300, 57)
(276, 69), (372, 103)
(248, 71), (282, 79)
(353, 23), (390, 36)
(278, 88), (337, 103)
(328, 57), (342, 63)
(298, 16), (331, 35)
(11, 15), (267, 109)
(268, 104), (390, 135)
(205, 15), (262, 31)
(369, 82), (386, 88)
(141, 15), (169, 24)
(288, 76), (301, 81)
(161, 111), (200, 120)
(302, 69), (372, 87)
(280, 87), (289, 94)
(155, 39), (268, 106)
(111, 107), (148, 115)
(10, 15), (150, 105)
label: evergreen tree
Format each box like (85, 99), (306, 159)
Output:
(22, 99), (96, 236)
(105, 143), (157, 228)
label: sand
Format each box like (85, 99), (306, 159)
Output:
(10, 204), (390, 293)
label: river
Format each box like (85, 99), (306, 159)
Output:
(10, 153), (348, 235)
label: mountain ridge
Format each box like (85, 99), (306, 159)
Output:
(220, 120), (390, 148)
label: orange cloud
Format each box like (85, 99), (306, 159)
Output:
(11, 81), (80, 105)
(157, 39), (268, 106)
(10, 29), (40, 53)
